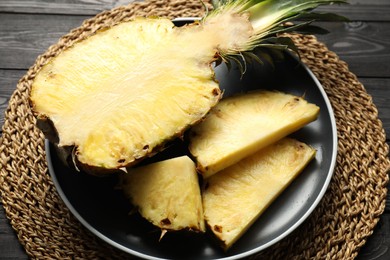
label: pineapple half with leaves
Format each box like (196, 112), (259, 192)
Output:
(189, 90), (319, 178)
(30, 0), (346, 173)
(202, 137), (316, 250)
(120, 156), (205, 234)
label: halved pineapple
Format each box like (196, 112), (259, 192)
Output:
(188, 90), (319, 178)
(120, 156), (205, 233)
(202, 138), (316, 250)
(31, 18), (221, 171)
(30, 0), (345, 173)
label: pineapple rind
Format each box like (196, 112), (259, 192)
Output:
(202, 138), (316, 250)
(189, 90), (319, 178)
(120, 156), (205, 232)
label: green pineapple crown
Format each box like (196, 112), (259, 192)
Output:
(205, 0), (348, 71)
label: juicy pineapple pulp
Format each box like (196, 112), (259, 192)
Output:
(189, 90), (319, 178)
(30, 0), (343, 172)
(202, 138), (316, 250)
(30, 14), (255, 170)
(120, 156), (205, 233)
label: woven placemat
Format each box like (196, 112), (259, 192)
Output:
(1, 0), (389, 259)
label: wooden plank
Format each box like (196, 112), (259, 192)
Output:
(316, 21), (390, 78)
(317, 0), (390, 21)
(387, 175), (390, 213)
(0, 0), (134, 15)
(1, 13), (390, 77)
(0, 70), (26, 128)
(0, 205), (28, 259)
(360, 78), (390, 136)
(0, 0), (389, 21)
(357, 213), (390, 260)
(0, 13), (86, 70)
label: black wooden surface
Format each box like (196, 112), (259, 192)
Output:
(0, 0), (389, 259)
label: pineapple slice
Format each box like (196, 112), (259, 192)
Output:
(120, 156), (205, 233)
(189, 90), (319, 178)
(30, 0), (345, 173)
(202, 138), (316, 250)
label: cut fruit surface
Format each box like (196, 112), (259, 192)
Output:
(31, 18), (222, 170)
(202, 138), (316, 250)
(30, 0), (345, 173)
(188, 90), (319, 178)
(120, 156), (205, 233)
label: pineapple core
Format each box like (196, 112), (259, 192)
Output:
(202, 138), (316, 250)
(120, 156), (205, 233)
(30, 15), (254, 170)
(189, 90), (319, 178)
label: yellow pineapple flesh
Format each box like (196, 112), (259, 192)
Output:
(188, 90), (319, 178)
(30, 0), (344, 173)
(31, 18), (228, 170)
(120, 156), (205, 233)
(202, 138), (316, 250)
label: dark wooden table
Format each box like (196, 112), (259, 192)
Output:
(1, 0), (389, 259)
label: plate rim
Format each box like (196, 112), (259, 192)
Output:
(46, 17), (338, 260)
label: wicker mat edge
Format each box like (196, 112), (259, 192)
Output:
(1, 0), (389, 259)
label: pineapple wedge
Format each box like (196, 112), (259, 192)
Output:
(202, 138), (316, 250)
(29, 0), (345, 174)
(189, 90), (319, 178)
(120, 156), (205, 233)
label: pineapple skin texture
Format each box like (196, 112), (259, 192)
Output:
(120, 156), (205, 233)
(189, 90), (320, 178)
(202, 138), (316, 250)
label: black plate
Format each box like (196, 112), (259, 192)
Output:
(46, 18), (337, 260)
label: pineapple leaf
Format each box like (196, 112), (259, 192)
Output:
(208, 0), (348, 53)
(294, 24), (330, 34)
(201, 0), (210, 18)
(245, 0), (348, 28)
(297, 11), (350, 22)
(255, 50), (275, 68)
(264, 20), (315, 37)
(263, 47), (286, 61)
(243, 51), (264, 65)
(229, 53), (248, 76)
(263, 36), (299, 53)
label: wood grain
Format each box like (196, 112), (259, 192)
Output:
(0, 13), (86, 69)
(0, 0), (389, 259)
(357, 215), (390, 260)
(0, 70), (27, 127)
(316, 21), (390, 77)
(0, 206), (28, 259)
(0, 0), (133, 15)
(317, 0), (390, 21)
(360, 78), (390, 134)
(0, 0), (389, 20)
